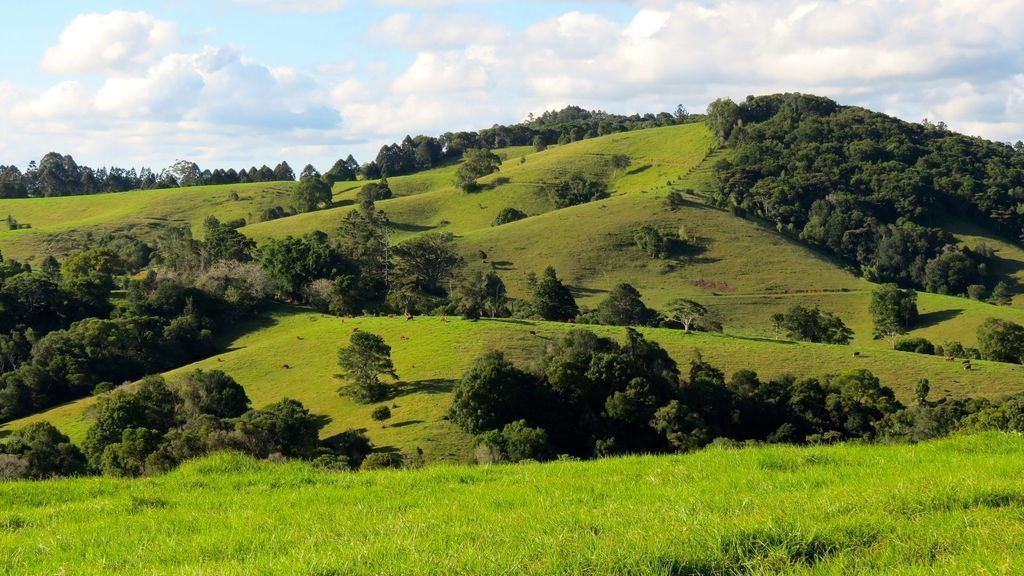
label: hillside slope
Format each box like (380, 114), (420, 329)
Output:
(2, 433), (1023, 574)
(6, 306), (1022, 461)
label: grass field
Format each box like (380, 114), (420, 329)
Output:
(2, 432), (1024, 574)
(6, 306), (1022, 462)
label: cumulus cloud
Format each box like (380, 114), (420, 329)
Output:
(10, 1), (1024, 170)
(41, 11), (179, 74)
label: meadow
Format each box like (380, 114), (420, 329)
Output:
(6, 306), (1022, 462)
(2, 432), (1023, 574)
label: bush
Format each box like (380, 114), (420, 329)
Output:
(977, 318), (1024, 364)
(967, 284), (987, 300)
(474, 420), (553, 464)
(492, 207), (527, 226)
(548, 175), (609, 208)
(360, 451), (405, 470)
(371, 405), (392, 426)
(894, 337), (936, 355)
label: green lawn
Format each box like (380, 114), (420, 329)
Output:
(2, 432), (1024, 574)
(6, 306), (1022, 462)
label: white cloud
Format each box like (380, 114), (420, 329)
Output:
(41, 11), (179, 74)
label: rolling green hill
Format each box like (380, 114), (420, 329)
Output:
(2, 432), (1023, 574)
(3, 120), (1024, 452)
(6, 305), (1022, 462)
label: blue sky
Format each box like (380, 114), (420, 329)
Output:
(2, 0), (1023, 171)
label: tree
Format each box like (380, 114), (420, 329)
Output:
(273, 161), (296, 181)
(531, 267), (579, 321)
(532, 135), (547, 152)
(669, 299), (709, 332)
(977, 318), (1024, 364)
(592, 283), (657, 326)
(914, 379), (930, 406)
(474, 420), (552, 464)
(548, 175), (609, 208)
(1, 422), (86, 478)
(609, 154), (631, 178)
(175, 369), (250, 419)
(991, 281), (1016, 306)
(338, 331), (397, 402)
(869, 284), (919, 338)
(258, 234), (353, 298)
(233, 398), (327, 458)
(455, 148), (501, 191)
(771, 305), (853, 344)
(357, 180), (393, 212)
(391, 232), (463, 297)
(492, 207), (528, 226)
(371, 405), (392, 427)
(449, 351), (537, 434)
(291, 176), (332, 213)
(300, 164), (320, 179)
(324, 157), (358, 184)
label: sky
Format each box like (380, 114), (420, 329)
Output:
(2, 0), (1024, 172)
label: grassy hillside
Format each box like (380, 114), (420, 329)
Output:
(0, 182), (299, 262)
(3, 432), (1024, 574)
(6, 306), (1022, 462)
(240, 123), (716, 243)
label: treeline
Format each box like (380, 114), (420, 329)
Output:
(360, 105), (690, 179)
(446, 328), (1024, 463)
(0, 368), (378, 480)
(709, 93), (1024, 299)
(0, 105), (691, 199)
(0, 154), (317, 199)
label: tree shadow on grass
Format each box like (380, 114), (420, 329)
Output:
(387, 420), (424, 428)
(490, 260), (515, 271)
(570, 286), (608, 297)
(392, 379), (454, 397)
(916, 308), (963, 329)
(626, 164), (652, 175)
(390, 222), (436, 233)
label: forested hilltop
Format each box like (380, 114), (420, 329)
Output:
(710, 93), (1024, 298)
(0, 105), (688, 198)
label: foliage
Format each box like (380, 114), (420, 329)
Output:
(771, 305), (853, 344)
(338, 332), (398, 403)
(893, 337), (936, 355)
(474, 420), (553, 464)
(529, 267), (579, 322)
(976, 318), (1024, 364)
(711, 93), (1014, 293)
(291, 176), (332, 213)
(455, 149), (502, 192)
(869, 284), (919, 339)
(548, 175), (609, 208)
(492, 207), (528, 226)
(0, 421), (85, 479)
(587, 283), (659, 327)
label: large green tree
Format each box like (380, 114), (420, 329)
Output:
(338, 331), (398, 403)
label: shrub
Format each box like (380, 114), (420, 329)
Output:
(548, 175), (609, 208)
(977, 318), (1024, 364)
(492, 207), (528, 226)
(360, 452), (405, 470)
(967, 284), (987, 300)
(371, 406), (392, 426)
(894, 337), (936, 355)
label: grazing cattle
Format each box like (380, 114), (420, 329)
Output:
(529, 330), (538, 336)
(352, 327), (359, 333)
(400, 336), (409, 341)
(853, 351), (860, 357)
(945, 356), (954, 362)
(282, 364), (290, 369)
(296, 336), (304, 340)
(217, 358), (223, 363)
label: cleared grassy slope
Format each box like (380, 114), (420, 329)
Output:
(241, 124), (716, 243)
(6, 306), (1022, 461)
(3, 433), (1024, 574)
(0, 182), (298, 262)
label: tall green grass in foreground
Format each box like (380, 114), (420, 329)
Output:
(2, 432), (1023, 575)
